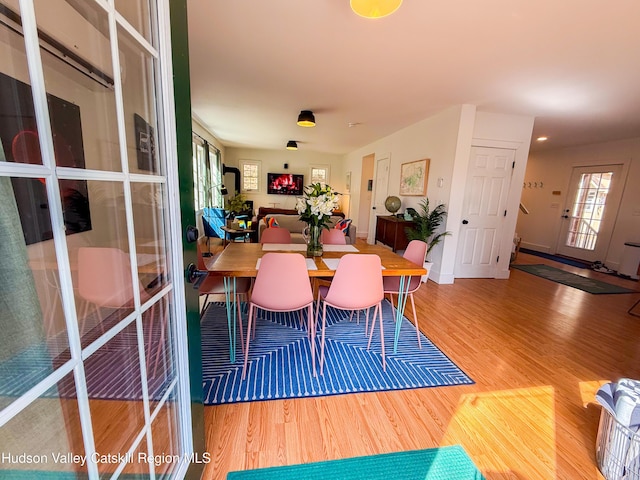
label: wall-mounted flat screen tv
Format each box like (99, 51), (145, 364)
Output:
(267, 173), (304, 195)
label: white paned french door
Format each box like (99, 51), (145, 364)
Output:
(0, 1), (192, 478)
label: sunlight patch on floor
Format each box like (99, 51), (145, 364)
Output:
(579, 380), (610, 408)
(440, 386), (556, 479)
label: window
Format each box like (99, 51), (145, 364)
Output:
(310, 165), (330, 185)
(192, 133), (222, 209)
(240, 159), (261, 193)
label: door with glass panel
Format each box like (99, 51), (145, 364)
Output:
(556, 164), (624, 262)
(0, 0), (193, 479)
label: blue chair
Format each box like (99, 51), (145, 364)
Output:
(202, 207), (226, 251)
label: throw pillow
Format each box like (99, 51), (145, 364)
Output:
(266, 217), (280, 228)
(334, 218), (352, 235)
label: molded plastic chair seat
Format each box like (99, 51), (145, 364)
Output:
(316, 254), (385, 374)
(383, 240), (427, 348)
(260, 227), (292, 244)
(242, 253), (314, 379)
(321, 229), (347, 245)
(77, 247), (165, 375)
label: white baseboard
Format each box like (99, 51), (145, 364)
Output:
(431, 271), (455, 284)
(496, 268), (511, 279)
(520, 242), (551, 253)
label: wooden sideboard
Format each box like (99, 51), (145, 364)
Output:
(375, 216), (415, 252)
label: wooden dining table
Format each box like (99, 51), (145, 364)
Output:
(205, 242), (427, 361)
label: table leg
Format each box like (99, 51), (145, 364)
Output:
(223, 277), (238, 363)
(393, 275), (411, 353)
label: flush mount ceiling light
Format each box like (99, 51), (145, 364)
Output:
(286, 140), (298, 150)
(297, 110), (316, 127)
(350, 0), (402, 19)
(537, 136), (548, 142)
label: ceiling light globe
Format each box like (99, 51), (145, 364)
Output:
(350, 0), (402, 19)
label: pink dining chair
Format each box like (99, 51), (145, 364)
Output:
(383, 240), (427, 348)
(77, 247), (164, 375)
(197, 243), (250, 354)
(260, 227), (292, 244)
(316, 254), (385, 374)
(242, 253), (315, 379)
(321, 228), (347, 245)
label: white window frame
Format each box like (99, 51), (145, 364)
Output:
(310, 164), (330, 185)
(240, 159), (261, 193)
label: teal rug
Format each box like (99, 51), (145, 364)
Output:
(227, 445), (485, 480)
(511, 264), (636, 294)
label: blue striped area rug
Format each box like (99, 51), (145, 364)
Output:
(202, 301), (473, 404)
(0, 325), (171, 402)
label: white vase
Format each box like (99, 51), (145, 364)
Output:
(422, 261), (433, 283)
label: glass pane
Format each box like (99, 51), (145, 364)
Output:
(151, 399), (182, 477)
(131, 181), (168, 286)
(144, 295), (175, 403)
(0, 6), (44, 166)
(0, 177), (72, 408)
(118, 25), (160, 175)
(0, 374), (87, 477)
(66, 180), (133, 346)
(121, 435), (152, 478)
(87, 322), (145, 478)
(116, 0), (153, 44)
(33, 0), (122, 172)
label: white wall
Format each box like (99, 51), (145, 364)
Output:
(343, 106), (464, 283)
(342, 105), (534, 283)
(223, 147), (345, 212)
(517, 137), (640, 270)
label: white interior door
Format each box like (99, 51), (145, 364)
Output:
(367, 154), (390, 244)
(555, 164), (624, 262)
(455, 146), (515, 278)
(0, 1), (192, 478)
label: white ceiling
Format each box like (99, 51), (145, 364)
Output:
(187, 1), (640, 155)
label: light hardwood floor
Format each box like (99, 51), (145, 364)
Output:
(202, 249), (640, 479)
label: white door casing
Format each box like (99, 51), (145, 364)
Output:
(367, 154), (390, 244)
(455, 146), (515, 278)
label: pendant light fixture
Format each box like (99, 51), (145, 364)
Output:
(286, 140), (298, 150)
(297, 110), (316, 127)
(350, 0), (402, 19)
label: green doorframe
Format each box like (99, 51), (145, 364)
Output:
(169, 1), (206, 478)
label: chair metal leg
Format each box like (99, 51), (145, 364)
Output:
(629, 297), (640, 317)
(242, 303), (256, 380)
(409, 293), (421, 349)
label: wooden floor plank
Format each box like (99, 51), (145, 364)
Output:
(203, 251), (640, 479)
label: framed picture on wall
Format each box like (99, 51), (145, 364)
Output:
(134, 113), (157, 173)
(399, 158), (429, 196)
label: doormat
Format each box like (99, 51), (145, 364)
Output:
(511, 264), (636, 294)
(227, 445), (485, 480)
(518, 248), (591, 269)
(201, 301), (473, 405)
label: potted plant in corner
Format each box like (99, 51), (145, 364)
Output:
(405, 198), (451, 283)
(225, 193), (249, 223)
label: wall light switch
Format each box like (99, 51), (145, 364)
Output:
(550, 203), (559, 208)
(437, 177), (444, 188)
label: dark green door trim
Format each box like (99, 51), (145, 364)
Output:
(169, 1), (206, 478)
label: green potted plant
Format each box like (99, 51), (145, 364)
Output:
(405, 198), (451, 282)
(225, 193), (249, 220)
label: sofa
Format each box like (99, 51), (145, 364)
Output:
(258, 213), (356, 244)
